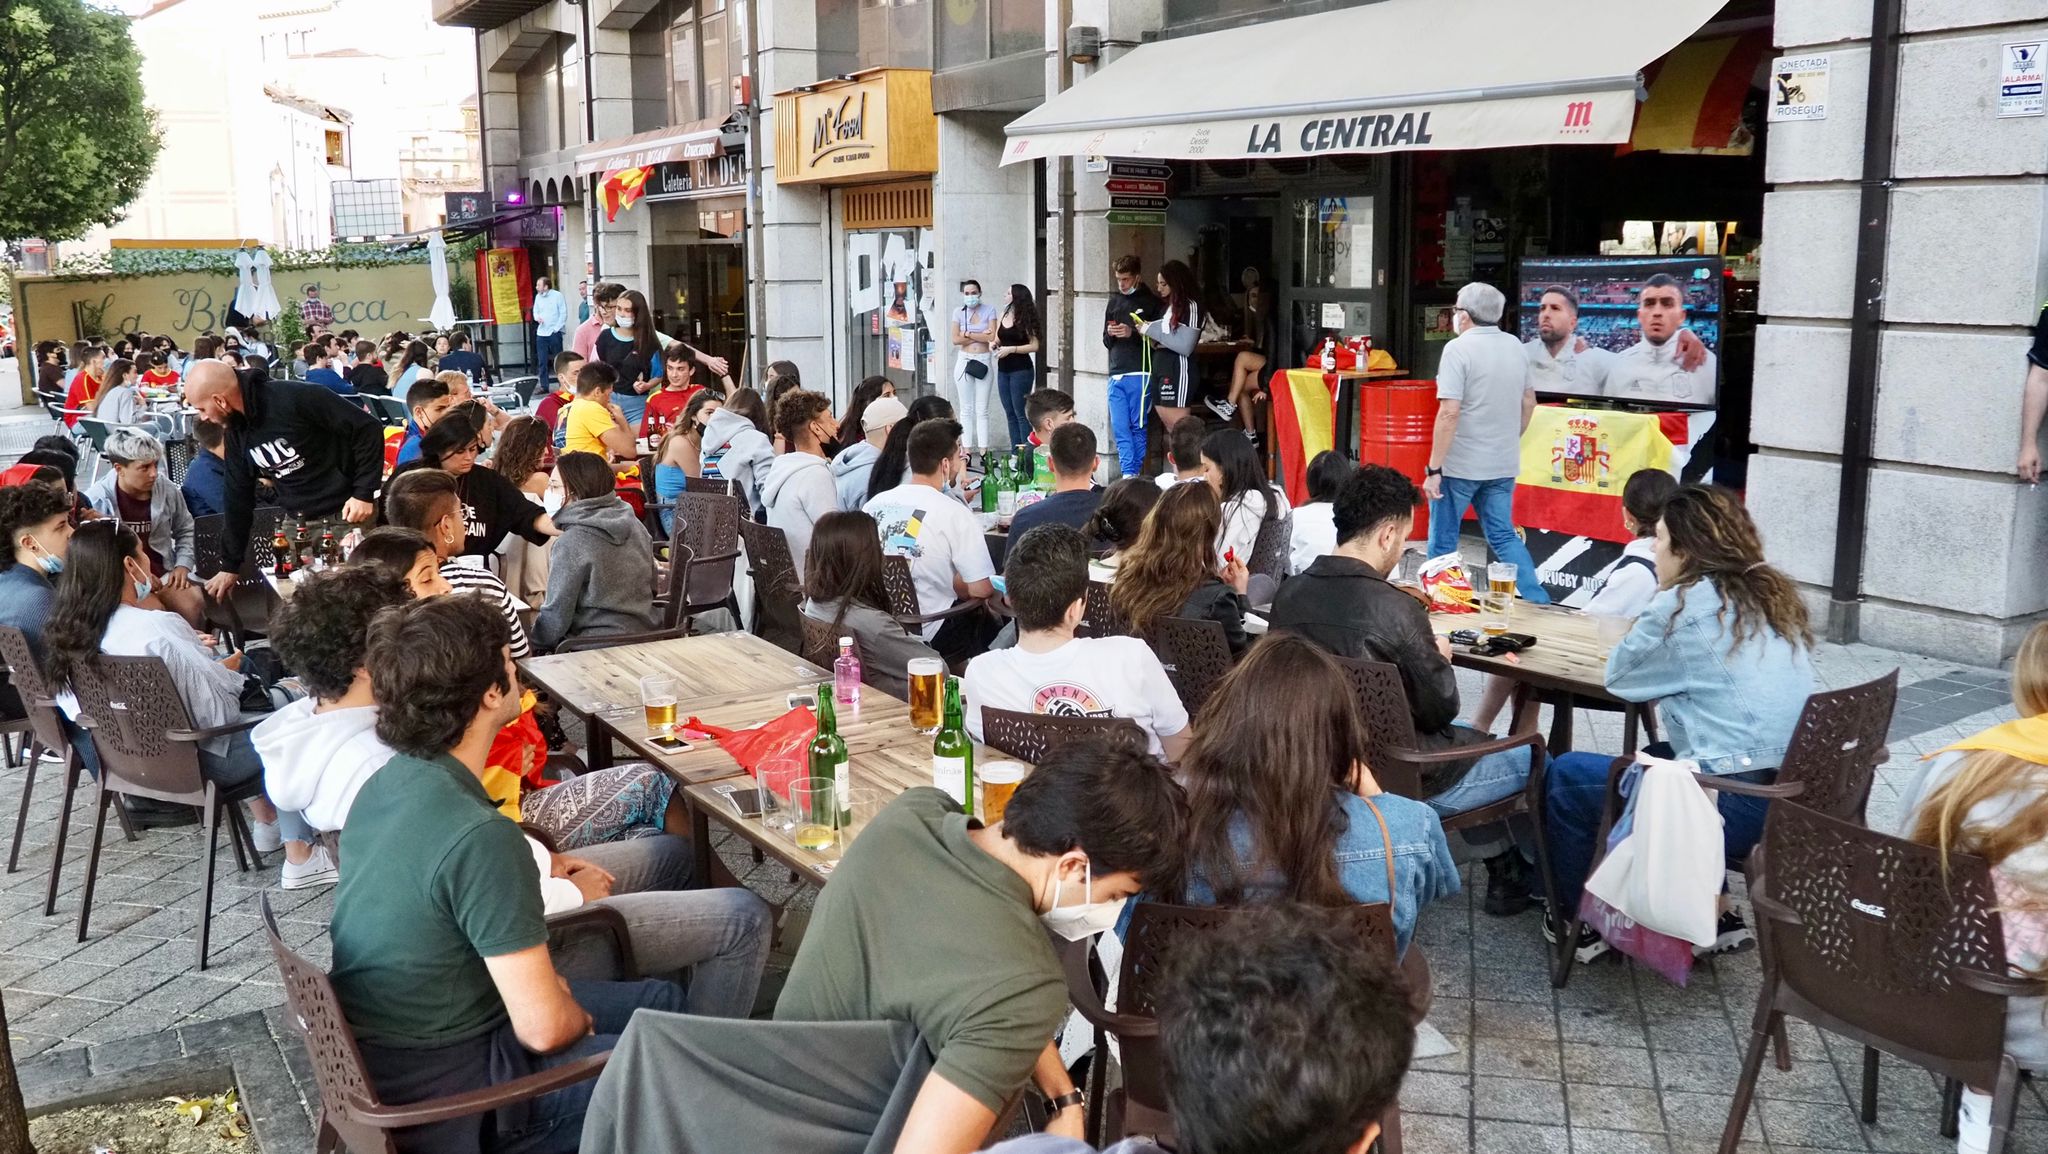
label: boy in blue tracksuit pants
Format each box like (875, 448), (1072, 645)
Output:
(1103, 255), (1164, 476)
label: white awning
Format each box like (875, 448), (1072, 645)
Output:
(1002, 0), (1726, 164)
(574, 118), (735, 177)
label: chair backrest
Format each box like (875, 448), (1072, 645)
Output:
(554, 626), (690, 653)
(1076, 580), (1133, 639)
(979, 705), (1144, 764)
(260, 894), (397, 1154)
(366, 394), (410, 426)
(658, 545), (694, 630)
(684, 474), (733, 495)
(1331, 655), (1426, 798)
(1755, 804), (2012, 1083)
(77, 417), (115, 453)
(1776, 670), (1897, 823)
(675, 490), (741, 606)
(800, 614), (845, 670)
(880, 554), (922, 621)
(1247, 506), (1290, 581)
(190, 512), (229, 580)
(69, 655), (208, 800)
(1145, 616), (1233, 719)
(504, 375), (542, 408)
(737, 519), (804, 652)
(0, 625), (70, 756)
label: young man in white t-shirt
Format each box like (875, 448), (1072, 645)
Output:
(964, 523), (1190, 760)
(861, 417), (998, 659)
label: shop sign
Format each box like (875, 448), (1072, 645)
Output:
(1110, 195), (1169, 211)
(1105, 210), (1164, 227)
(644, 153), (747, 202)
(1105, 179), (1165, 195)
(1108, 160), (1171, 180)
(774, 69), (937, 185)
(444, 191), (488, 223)
(2001, 41), (2045, 118)
(1767, 55), (1829, 122)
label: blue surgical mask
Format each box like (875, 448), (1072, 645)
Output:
(963, 294), (981, 308)
(35, 553), (62, 577)
(1119, 284), (1137, 296)
(133, 577), (153, 601)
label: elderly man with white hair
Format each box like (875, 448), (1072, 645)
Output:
(84, 426), (207, 628)
(1421, 282), (1550, 604)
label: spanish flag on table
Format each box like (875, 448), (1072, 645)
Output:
(1511, 407), (1685, 544)
(601, 166), (653, 222)
(1269, 368), (1338, 507)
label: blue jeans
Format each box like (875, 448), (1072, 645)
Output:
(1544, 747), (1775, 916)
(1425, 735), (1535, 816)
(996, 367), (1034, 448)
(200, 729), (314, 844)
(1107, 371), (1151, 476)
(1428, 475), (1551, 604)
(536, 331), (564, 385)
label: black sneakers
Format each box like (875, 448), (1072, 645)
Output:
(1694, 910), (1756, 957)
(1482, 850), (1533, 917)
(1542, 918), (1612, 964)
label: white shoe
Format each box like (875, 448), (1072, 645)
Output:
(1206, 397), (1238, 420)
(248, 819), (282, 853)
(1956, 1088), (1992, 1154)
(281, 844), (340, 891)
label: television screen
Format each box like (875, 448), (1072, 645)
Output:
(1515, 255), (1722, 408)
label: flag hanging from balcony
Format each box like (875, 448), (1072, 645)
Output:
(601, 166), (653, 222)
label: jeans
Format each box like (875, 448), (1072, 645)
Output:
(996, 366), (1034, 447)
(536, 331), (563, 385)
(1543, 746), (1775, 916)
(1425, 737), (1535, 815)
(955, 355), (996, 452)
(199, 730), (313, 845)
(1107, 371), (1151, 476)
(1428, 475), (1551, 604)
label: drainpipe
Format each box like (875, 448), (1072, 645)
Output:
(741, 0), (768, 388)
(473, 30), (489, 204)
(579, 0), (601, 279)
(1052, 0), (1074, 395)
(1825, 0), (1902, 643)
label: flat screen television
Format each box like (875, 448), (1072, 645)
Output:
(1515, 255), (1722, 408)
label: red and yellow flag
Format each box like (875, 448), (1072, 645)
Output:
(601, 166), (653, 222)
(1269, 368), (1337, 507)
(1512, 407), (1678, 543)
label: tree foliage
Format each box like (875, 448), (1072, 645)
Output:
(0, 0), (162, 241)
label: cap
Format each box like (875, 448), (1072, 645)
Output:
(861, 395), (909, 433)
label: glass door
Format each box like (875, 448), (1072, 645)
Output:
(1283, 194), (1387, 366)
(846, 226), (930, 400)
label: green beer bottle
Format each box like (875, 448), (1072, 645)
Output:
(808, 682), (851, 824)
(981, 453), (1000, 513)
(931, 675), (974, 814)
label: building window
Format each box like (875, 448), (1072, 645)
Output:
(516, 38), (567, 156)
(324, 129), (346, 167)
(932, 0), (1040, 71)
(817, 0), (932, 78)
(637, 0), (747, 129)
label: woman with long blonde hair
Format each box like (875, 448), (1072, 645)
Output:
(1903, 622), (2048, 1152)
(1109, 480), (1250, 655)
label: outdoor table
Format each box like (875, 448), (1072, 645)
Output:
(1428, 601), (1655, 755)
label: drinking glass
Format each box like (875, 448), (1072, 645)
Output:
(1483, 563), (1516, 636)
(789, 777), (844, 853)
(908, 658), (946, 732)
(757, 755), (806, 835)
(640, 675), (677, 730)
(841, 787), (882, 852)
(979, 761), (1027, 825)
(1394, 547), (1424, 588)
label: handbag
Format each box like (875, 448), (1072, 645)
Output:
(962, 356), (989, 380)
(1580, 753), (1725, 985)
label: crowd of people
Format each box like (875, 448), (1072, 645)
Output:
(8, 265), (2036, 1154)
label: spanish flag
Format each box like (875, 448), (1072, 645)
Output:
(602, 166), (653, 222)
(1511, 407), (1683, 543)
(1269, 368), (1338, 507)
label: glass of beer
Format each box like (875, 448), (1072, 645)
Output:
(789, 777), (843, 852)
(979, 761), (1027, 825)
(908, 658), (946, 732)
(1483, 563), (1517, 636)
(640, 675), (678, 730)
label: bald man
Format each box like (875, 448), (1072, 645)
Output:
(187, 360), (386, 599)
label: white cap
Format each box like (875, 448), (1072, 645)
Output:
(861, 395), (909, 433)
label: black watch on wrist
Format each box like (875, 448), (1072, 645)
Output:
(1046, 1089), (1087, 1114)
(1425, 466), (1444, 478)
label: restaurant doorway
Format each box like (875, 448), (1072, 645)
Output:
(648, 198), (747, 368)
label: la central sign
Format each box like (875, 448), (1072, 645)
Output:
(775, 68), (936, 186)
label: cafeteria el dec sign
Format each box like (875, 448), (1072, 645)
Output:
(1002, 90), (1634, 164)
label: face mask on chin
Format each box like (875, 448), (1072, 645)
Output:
(1118, 284), (1137, 296)
(1040, 860), (1129, 942)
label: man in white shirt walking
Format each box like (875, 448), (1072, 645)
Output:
(1422, 282), (1549, 604)
(532, 276), (568, 386)
(1522, 286), (1611, 399)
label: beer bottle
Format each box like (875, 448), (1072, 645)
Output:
(931, 675), (974, 815)
(272, 527), (293, 580)
(808, 682), (851, 824)
(319, 529), (337, 570)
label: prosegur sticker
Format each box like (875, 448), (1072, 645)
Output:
(1768, 55), (1830, 122)
(2001, 41), (2045, 118)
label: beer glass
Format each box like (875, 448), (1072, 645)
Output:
(789, 777), (843, 852)
(908, 658), (946, 732)
(640, 675), (678, 729)
(1483, 563), (1516, 636)
(979, 761), (1027, 825)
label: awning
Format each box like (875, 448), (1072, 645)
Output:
(1627, 30), (1771, 155)
(1001, 0), (1726, 164)
(575, 118), (738, 177)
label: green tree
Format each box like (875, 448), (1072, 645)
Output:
(0, 0), (162, 241)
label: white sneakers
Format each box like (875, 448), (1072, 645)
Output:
(248, 818), (283, 853)
(281, 843), (340, 891)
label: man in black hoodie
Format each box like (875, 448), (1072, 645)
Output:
(1103, 255), (1163, 477)
(187, 359), (386, 597)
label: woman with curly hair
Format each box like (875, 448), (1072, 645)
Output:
(1543, 483), (1816, 964)
(1110, 480), (1250, 656)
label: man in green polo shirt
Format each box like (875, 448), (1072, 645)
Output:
(329, 594), (684, 1154)
(775, 741), (1188, 1153)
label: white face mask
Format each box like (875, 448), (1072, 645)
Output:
(542, 487), (564, 515)
(615, 315), (636, 330)
(1040, 860), (1128, 942)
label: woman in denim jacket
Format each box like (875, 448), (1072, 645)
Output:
(1545, 484), (1815, 963)
(1166, 633), (1459, 954)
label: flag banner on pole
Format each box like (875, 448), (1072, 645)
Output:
(602, 166), (653, 222)
(1512, 406), (1675, 543)
(1269, 368), (1336, 506)
(481, 248), (527, 324)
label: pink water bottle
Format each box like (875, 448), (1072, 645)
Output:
(833, 637), (861, 708)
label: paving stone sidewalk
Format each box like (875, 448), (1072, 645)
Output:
(5, 636), (2045, 1152)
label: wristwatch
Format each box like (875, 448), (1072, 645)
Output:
(1425, 466), (1444, 478)
(1046, 1089), (1087, 1115)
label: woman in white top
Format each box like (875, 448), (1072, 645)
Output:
(40, 522), (335, 889)
(1289, 450), (1356, 574)
(1201, 426), (1290, 579)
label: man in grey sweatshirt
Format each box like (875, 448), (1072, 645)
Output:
(533, 463), (660, 651)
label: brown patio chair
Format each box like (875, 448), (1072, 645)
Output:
(880, 554), (986, 635)
(737, 519), (804, 654)
(1144, 615), (1233, 719)
(1075, 580), (1132, 639)
(673, 490), (742, 618)
(1717, 805), (2042, 1154)
(260, 893), (630, 1154)
(1246, 509), (1290, 583)
(977, 706), (1143, 765)
(69, 655), (263, 969)
(799, 614), (844, 671)
(194, 507), (282, 642)
(1058, 901), (1426, 1152)
(1550, 670), (1898, 991)
(650, 544), (694, 632)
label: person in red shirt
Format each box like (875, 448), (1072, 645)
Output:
(62, 346), (108, 425)
(138, 351), (181, 389)
(640, 352), (716, 440)
(533, 349), (586, 455)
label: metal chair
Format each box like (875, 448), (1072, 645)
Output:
(978, 706), (1144, 764)
(881, 554), (985, 636)
(1719, 806), (2042, 1154)
(1075, 580), (1132, 639)
(260, 893), (627, 1154)
(364, 394), (410, 426)
(737, 519), (805, 655)
(1145, 616), (1233, 719)
(0, 626), (124, 918)
(69, 656), (263, 969)
(1058, 901), (1424, 1152)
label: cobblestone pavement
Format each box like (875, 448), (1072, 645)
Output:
(5, 634), (2045, 1152)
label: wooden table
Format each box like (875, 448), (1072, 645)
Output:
(1430, 602), (1655, 754)
(519, 632), (827, 768)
